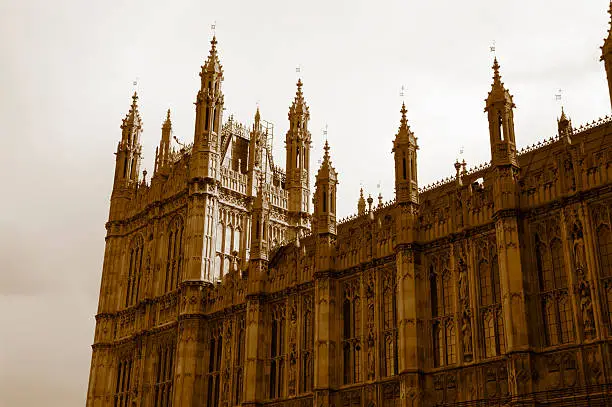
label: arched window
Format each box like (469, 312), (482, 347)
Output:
(342, 282), (362, 384)
(114, 355), (133, 407)
(598, 225), (612, 328)
(301, 296), (314, 393)
(598, 226), (612, 278)
(402, 155), (407, 180)
(491, 256), (501, 303)
(558, 296), (575, 344)
(383, 274), (398, 376)
(125, 235), (144, 308)
(270, 305), (285, 399)
(446, 324), (456, 365)
(164, 217), (184, 293)
(543, 298), (559, 346)
(479, 261), (492, 306)
(323, 191), (327, 213)
(207, 329), (222, 407)
(433, 323), (444, 367)
(153, 342), (175, 407)
(483, 312), (496, 358)
(216, 223), (223, 252)
(443, 273), (454, 315)
(235, 315), (246, 405)
(430, 268), (439, 317)
(551, 239), (567, 289)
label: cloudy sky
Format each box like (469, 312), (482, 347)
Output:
(0, 0), (610, 405)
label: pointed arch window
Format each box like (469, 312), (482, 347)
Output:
(270, 304), (286, 399)
(125, 235), (144, 308)
(596, 224), (612, 332)
(478, 241), (505, 358)
(153, 342), (175, 407)
(431, 260), (456, 367)
(207, 327), (223, 407)
(301, 295), (314, 393)
(164, 217), (184, 293)
(382, 272), (398, 377)
(235, 315), (246, 405)
(342, 281), (362, 384)
(536, 232), (574, 346)
(114, 354), (133, 407)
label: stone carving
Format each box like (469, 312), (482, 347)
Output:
(461, 310), (473, 360)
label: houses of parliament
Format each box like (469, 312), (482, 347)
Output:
(87, 5), (612, 407)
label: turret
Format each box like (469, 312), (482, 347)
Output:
(357, 188), (366, 215)
(285, 79), (311, 238)
(601, 2), (612, 109)
(392, 103), (419, 205)
(485, 58), (518, 167)
(154, 109), (172, 176)
(191, 36), (225, 181)
(109, 92), (143, 220)
(558, 107), (573, 142)
(313, 141), (338, 236)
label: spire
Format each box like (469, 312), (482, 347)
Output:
(485, 57), (514, 108)
(155, 109), (172, 174)
(121, 92), (142, 137)
(202, 35), (222, 75)
(395, 102), (415, 143)
(392, 101), (419, 205)
(357, 188), (366, 216)
(289, 78), (309, 119)
(255, 106), (261, 126)
(316, 140), (336, 181)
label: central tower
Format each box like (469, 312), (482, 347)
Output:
(285, 79), (311, 239)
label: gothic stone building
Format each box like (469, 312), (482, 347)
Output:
(87, 7), (612, 407)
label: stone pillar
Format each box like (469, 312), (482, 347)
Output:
(313, 273), (338, 397)
(173, 318), (204, 407)
(86, 345), (112, 407)
(396, 246), (422, 407)
(243, 296), (267, 407)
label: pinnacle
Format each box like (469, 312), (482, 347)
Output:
(492, 57), (502, 86)
(398, 102), (410, 135)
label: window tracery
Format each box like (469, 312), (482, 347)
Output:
(207, 324), (223, 407)
(343, 279), (362, 384)
(164, 217), (184, 293)
(125, 235), (144, 308)
(270, 303), (286, 399)
(154, 341), (175, 407)
(477, 238), (505, 358)
(430, 254), (456, 367)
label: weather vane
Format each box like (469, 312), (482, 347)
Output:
(489, 40), (496, 55)
(323, 124), (328, 142)
(132, 77), (139, 92)
(400, 85), (406, 98)
(211, 21), (216, 35)
(555, 88), (563, 102)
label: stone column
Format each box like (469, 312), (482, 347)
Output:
(313, 272), (338, 403)
(243, 296), (266, 407)
(173, 318), (204, 407)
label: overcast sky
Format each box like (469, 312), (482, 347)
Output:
(0, 0), (610, 405)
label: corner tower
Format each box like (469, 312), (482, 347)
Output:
(285, 79), (311, 238)
(110, 92), (142, 220)
(392, 103), (419, 205)
(313, 141), (338, 236)
(485, 58), (518, 167)
(191, 36), (225, 181)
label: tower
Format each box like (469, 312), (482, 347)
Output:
(110, 92), (142, 220)
(313, 141), (338, 236)
(392, 103), (419, 205)
(191, 36), (225, 181)
(485, 58), (518, 167)
(601, 2), (612, 109)
(285, 79), (311, 238)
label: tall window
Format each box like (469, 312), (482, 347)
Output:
(165, 217), (184, 292)
(597, 225), (612, 330)
(125, 235), (144, 307)
(478, 242), (506, 358)
(270, 304), (286, 399)
(343, 281), (362, 384)
(154, 343), (175, 407)
(382, 272), (398, 377)
(301, 296), (314, 393)
(536, 234), (574, 346)
(431, 260), (456, 368)
(114, 355), (133, 407)
(235, 315), (246, 405)
(207, 328), (222, 407)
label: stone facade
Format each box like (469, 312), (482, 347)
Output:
(87, 7), (612, 407)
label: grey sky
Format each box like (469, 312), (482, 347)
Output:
(0, 0), (610, 405)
